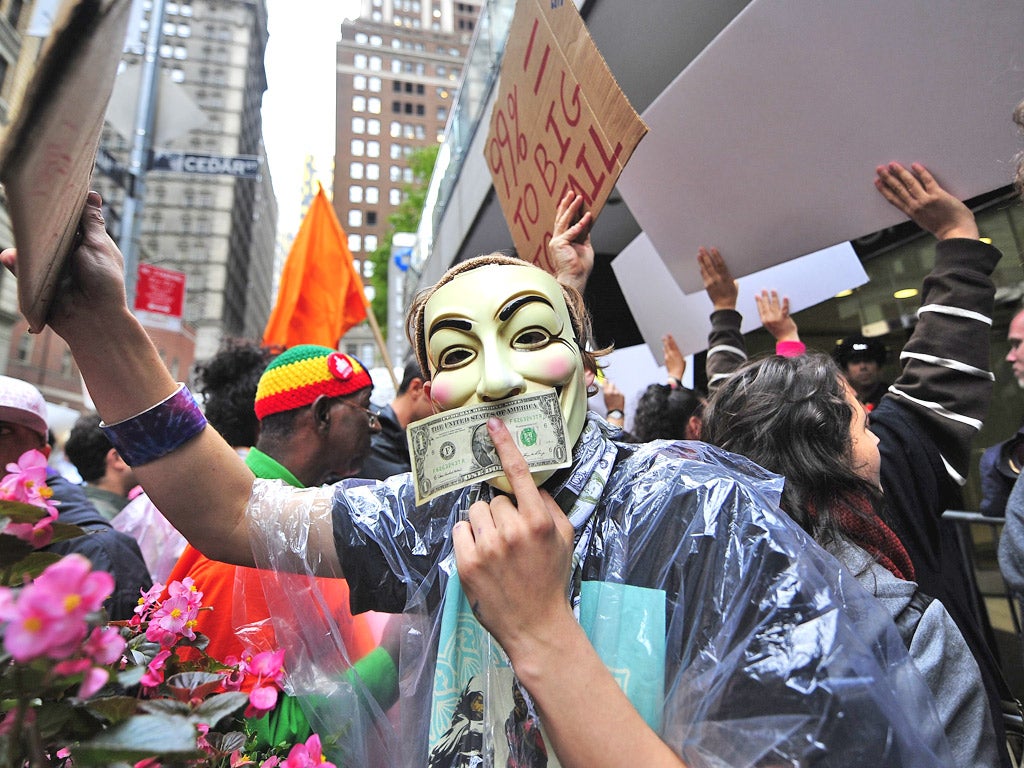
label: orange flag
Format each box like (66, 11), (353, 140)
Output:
(263, 186), (368, 348)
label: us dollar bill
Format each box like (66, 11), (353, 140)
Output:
(407, 388), (570, 505)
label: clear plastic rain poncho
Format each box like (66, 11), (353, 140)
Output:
(249, 415), (953, 767)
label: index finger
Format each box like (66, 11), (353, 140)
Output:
(487, 417), (543, 506)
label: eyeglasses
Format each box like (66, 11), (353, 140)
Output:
(335, 399), (381, 430)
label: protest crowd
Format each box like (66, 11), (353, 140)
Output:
(3, 4), (1024, 768)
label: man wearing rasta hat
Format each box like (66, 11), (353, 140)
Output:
(15, 191), (956, 766)
(165, 345), (389, 748)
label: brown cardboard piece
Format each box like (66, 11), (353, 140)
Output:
(484, 0), (646, 269)
(0, 0), (133, 332)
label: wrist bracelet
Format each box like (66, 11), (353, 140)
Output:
(100, 384), (207, 467)
(606, 409), (624, 420)
(667, 377), (681, 389)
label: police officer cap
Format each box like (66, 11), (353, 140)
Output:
(833, 334), (887, 367)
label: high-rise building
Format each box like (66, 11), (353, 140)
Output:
(92, 0), (278, 363)
(332, 0), (479, 366)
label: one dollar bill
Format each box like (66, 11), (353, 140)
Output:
(407, 389), (571, 505)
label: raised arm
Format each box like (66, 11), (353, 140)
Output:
(1, 193), (259, 567)
(754, 290), (805, 357)
(698, 247), (746, 393)
(547, 190), (594, 294)
(874, 162), (999, 485)
(452, 419), (686, 768)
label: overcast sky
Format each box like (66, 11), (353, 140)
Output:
(261, 1), (361, 237)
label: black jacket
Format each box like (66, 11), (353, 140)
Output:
(44, 471), (152, 620)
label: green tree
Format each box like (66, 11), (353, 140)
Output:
(368, 144), (440, 334)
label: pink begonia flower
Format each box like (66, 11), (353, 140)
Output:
(134, 759), (162, 768)
(135, 582), (166, 618)
(258, 758), (280, 768)
(0, 449), (56, 509)
(230, 751), (257, 766)
(166, 577), (203, 606)
(54, 658), (93, 677)
(244, 684), (279, 718)
(196, 723), (214, 754)
(279, 734), (336, 768)
(34, 554), (115, 619)
(3, 509), (57, 548)
(247, 649), (286, 681)
(140, 648), (173, 689)
(78, 666), (110, 698)
(146, 593), (200, 646)
(2, 594), (86, 662)
(84, 625), (127, 665)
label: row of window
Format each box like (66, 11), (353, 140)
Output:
(347, 209), (379, 228)
(348, 233), (379, 254)
(351, 118), (440, 142)
(394, 101), (426, 116)
(142, 0), (193, 17)
(352, 30), (461, 59)
(348, 185), (405, 206)
(352, 54), (460, 81)
(349, 163), (417, 184)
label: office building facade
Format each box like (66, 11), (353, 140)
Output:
(332, 0), (479, 366)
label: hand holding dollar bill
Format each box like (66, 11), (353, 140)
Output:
(407, 389), (571, 505)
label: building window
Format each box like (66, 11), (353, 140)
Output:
(352, 116), (366, 133)
(353, 74), (367, 90)
(367, 118), (381, 135)
(369, 56), (382, 71)
(368, 97), (381, 114)
(348, 234), (361, 252)
(366, 211), (378, 226)
(391, 59), (402, 74)
(390, 188), (402, 205)
(364, 234), (378, 251)
(370, 35), (383, 46)
(437, 106), (447, 121)
(365, 187), (379, 204)
(349, 185), (364, 203)
(390, 166), (401, 182)
(366, 164), (380, 181)
(351, 139), (365, 156)
(390, 144), (402, 159)
(354, 53), (367, 69)
(415, 104), (424, 116)
(352, 95), (366, 112)
(390, 121), (401, 138)
(368, 76), (381, 92)
(366, 141), (380, 157)
(348, 210), (363, 227)
(403, 167), (414, 183)
(392, 100), (402, 114)
(363, 260), (376, 278)
(355, 32), (369, 44)
(350, 162), (364, 179)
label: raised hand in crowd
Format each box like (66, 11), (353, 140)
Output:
(547, 189), (594, 293)
(754, 290), (800, 343)
(874, 162), (979, 241)
(601, 378), (625, 428)
(697, 246), (738, 311)
(662, 333), (686, 388)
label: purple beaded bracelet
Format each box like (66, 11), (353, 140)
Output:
(99, 384), (207, 467)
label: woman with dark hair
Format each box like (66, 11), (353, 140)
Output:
(631, 383), (703, 442)
(700, 162), (1007, 767)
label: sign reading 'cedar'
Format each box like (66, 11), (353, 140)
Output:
(485, 0), (646, 269)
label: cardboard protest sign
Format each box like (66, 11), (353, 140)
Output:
(485, 0), (646, 268)
(0, 0), (133, 331)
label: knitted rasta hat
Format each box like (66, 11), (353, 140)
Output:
(254, 345), (372, 420)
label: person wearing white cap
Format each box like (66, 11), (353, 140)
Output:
(0, 375), (151, 619)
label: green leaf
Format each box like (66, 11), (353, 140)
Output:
(71, 713), (200, 763)
(191, 691), (247, 727)
(117, 665), (146, 689)
(48, 521), (88, 544)
(7, 551), (62, 580)
(0, 499), (54, 522)
(204, 729), (246, 754)
(85, 695), (141, 725)
(0, 533), (33, 570)
(139, 698), (190, 716)
(166, 671), (222, 701)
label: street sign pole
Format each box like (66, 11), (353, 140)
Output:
(119, 0), (165, 307)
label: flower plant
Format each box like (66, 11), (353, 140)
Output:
(0, 450), (337, 768)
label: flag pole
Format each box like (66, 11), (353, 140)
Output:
(363, 307), (399, 392)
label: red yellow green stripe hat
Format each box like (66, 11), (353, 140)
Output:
(254, 345), (372, 421)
